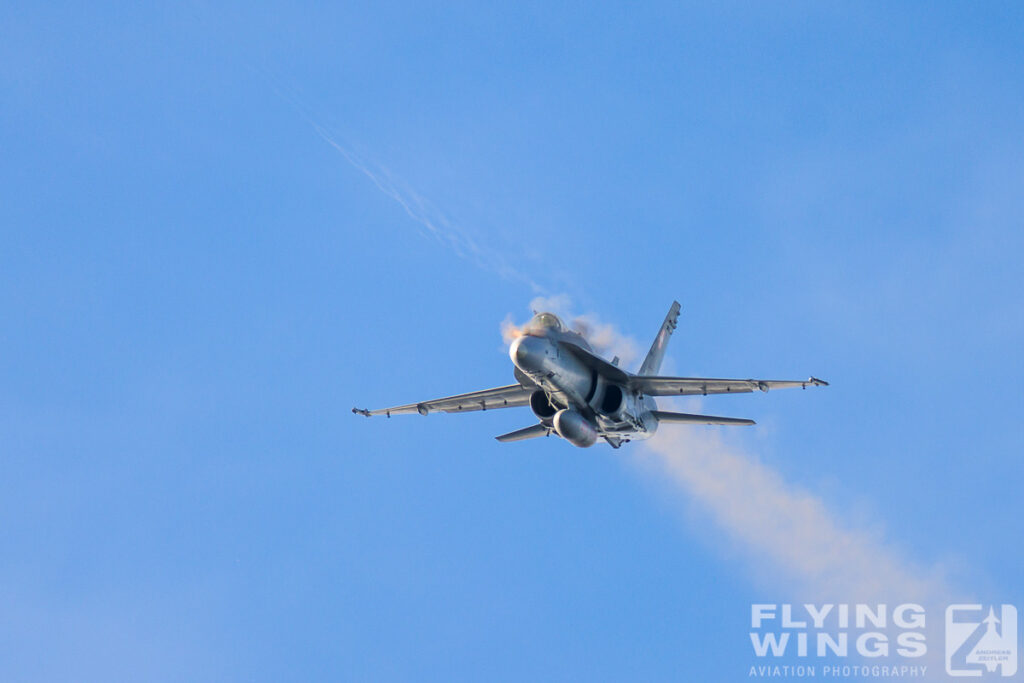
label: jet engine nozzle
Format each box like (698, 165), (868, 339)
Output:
(552, 409), (598, 448)
(509, 334), (549, 374)
(529, 390), (558, 422)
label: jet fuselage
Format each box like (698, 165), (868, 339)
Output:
(508, 325), (658, 447)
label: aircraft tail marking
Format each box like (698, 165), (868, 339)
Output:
(638, 301), (681, 376)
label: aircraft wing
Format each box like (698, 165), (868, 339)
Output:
(631, 376), (828, 396)
(353, 383), (532, 417)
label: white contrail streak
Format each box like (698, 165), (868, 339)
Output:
(637, 421), (950, 604)
(309, 123), (544, 292)
(636, 417), (961, 674)
(256, 68), (545, 291)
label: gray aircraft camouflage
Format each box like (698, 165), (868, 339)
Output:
(353, 302), (827, 448)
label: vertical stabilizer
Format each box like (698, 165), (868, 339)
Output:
(638, 301), (680, 376)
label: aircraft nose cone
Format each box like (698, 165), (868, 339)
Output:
(509, 334), (548, 373)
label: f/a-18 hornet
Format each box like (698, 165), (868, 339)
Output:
(353, 302), (827, 448)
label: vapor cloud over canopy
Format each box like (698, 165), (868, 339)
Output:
(501, 295), (641, 370)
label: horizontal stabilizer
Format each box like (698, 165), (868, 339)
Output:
(651, 410), (755, 426)
(495, 423), (551, 442)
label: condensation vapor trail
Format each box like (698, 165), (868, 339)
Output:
(311, 124), (544, 291)
(636, 421), (960, 674)
(637, 422), (949, 603)
(256, 69), (546, 292)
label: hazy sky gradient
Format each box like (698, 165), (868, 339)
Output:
(2, 2), (1022, 681)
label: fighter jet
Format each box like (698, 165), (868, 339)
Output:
(352, 302), (827, 448)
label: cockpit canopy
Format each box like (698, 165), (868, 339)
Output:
(524, 312), (564, 334)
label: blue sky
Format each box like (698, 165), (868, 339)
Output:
(2, 2), (1023, 681)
